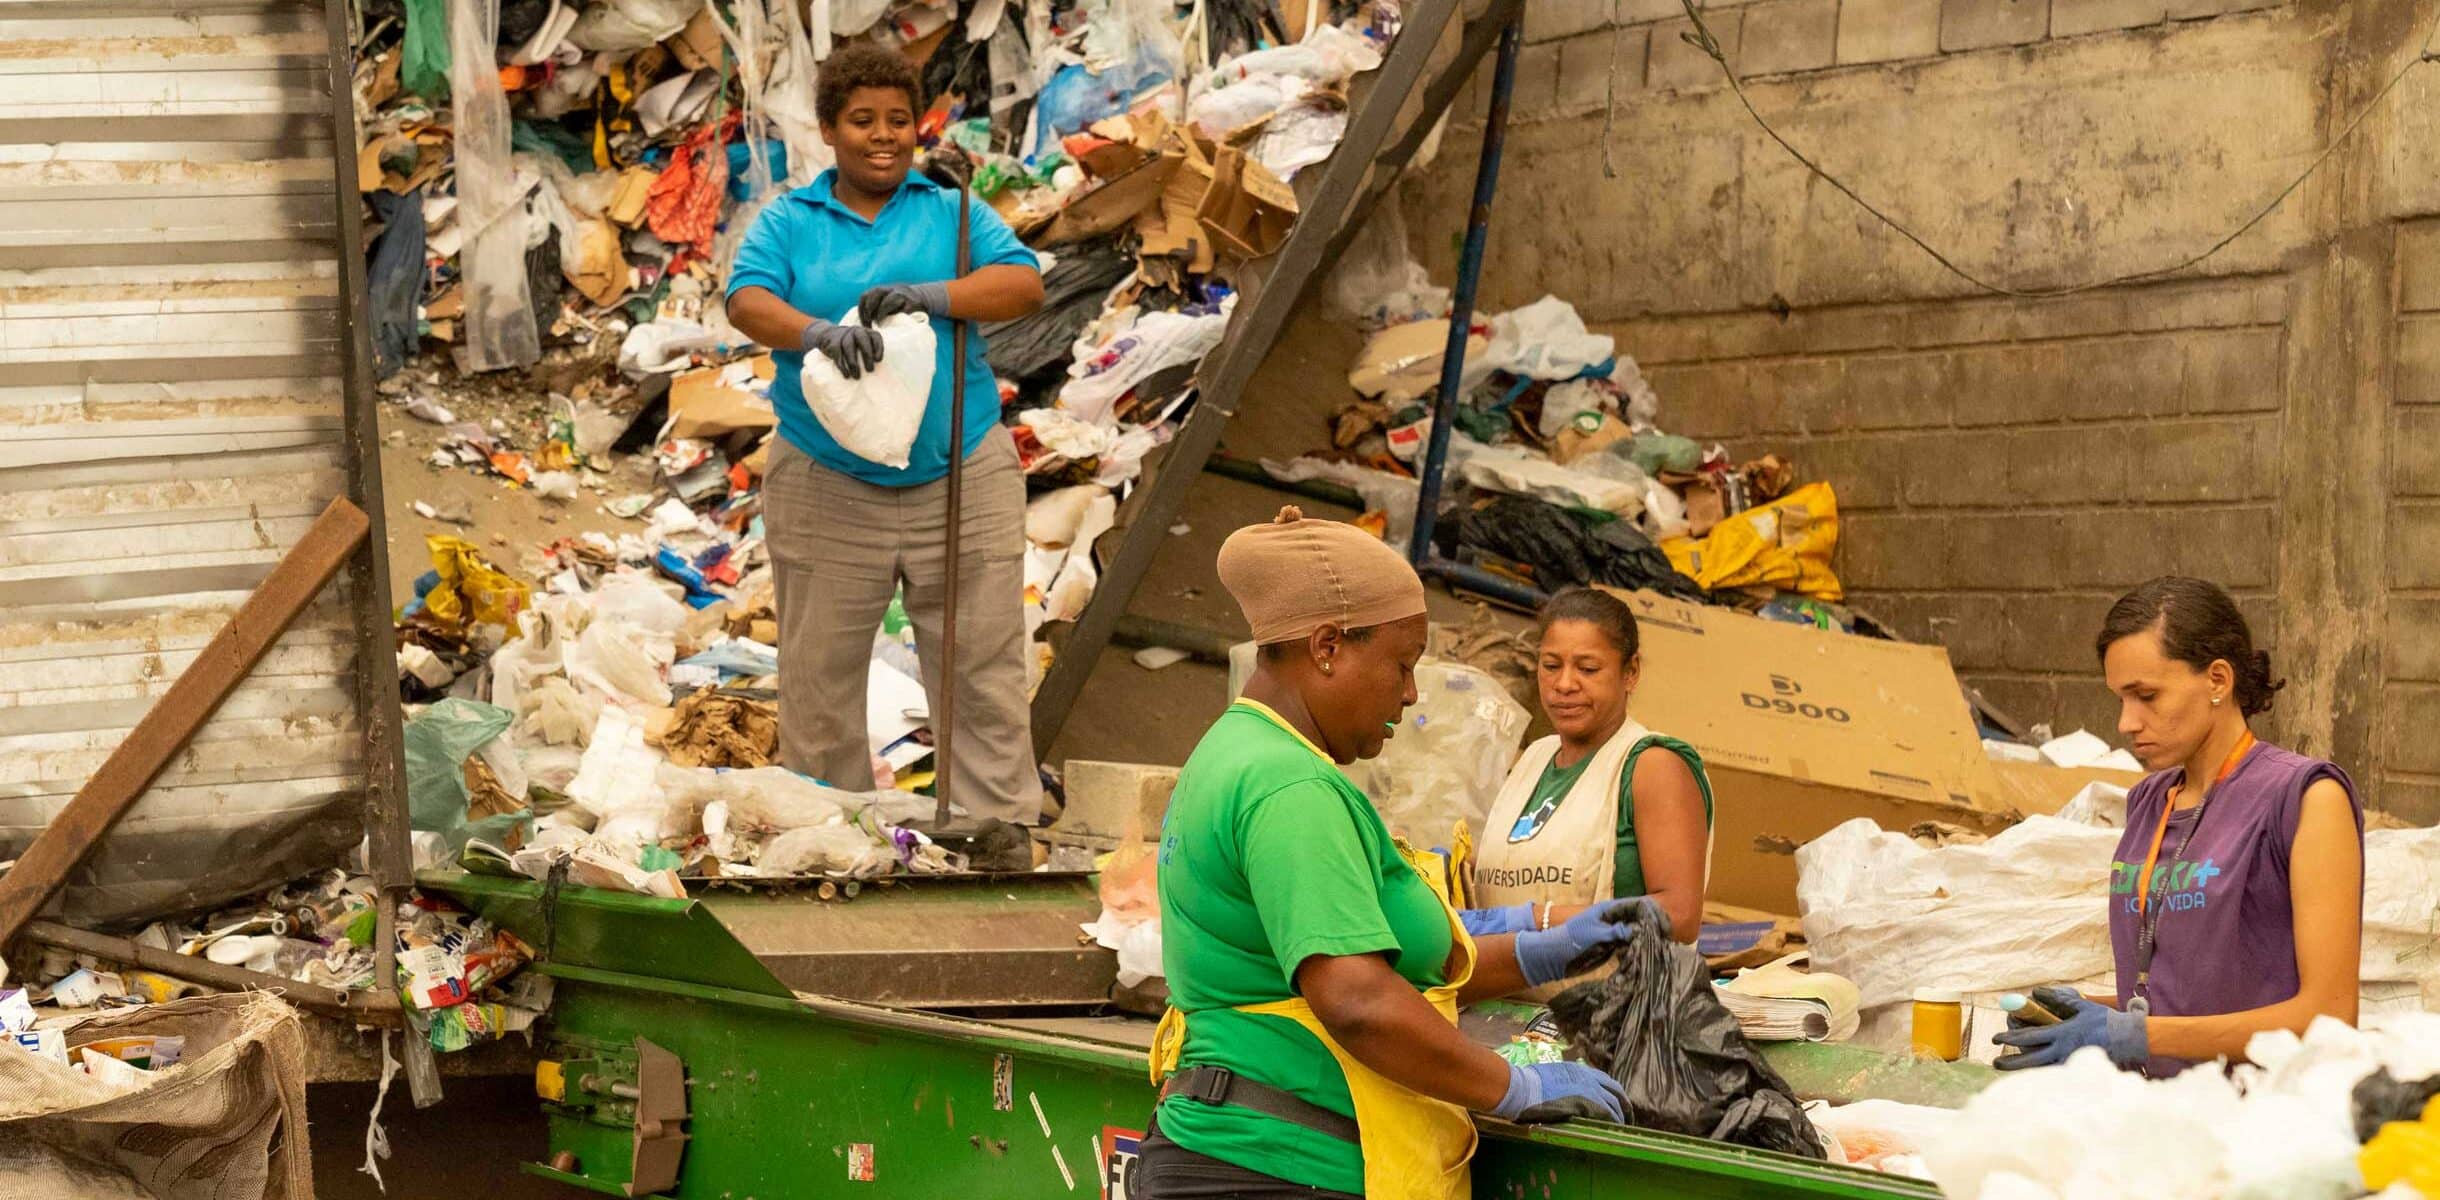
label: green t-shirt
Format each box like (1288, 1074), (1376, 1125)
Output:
(1514, 735), (1714, 899)
(1154, 701), (1454, 1194)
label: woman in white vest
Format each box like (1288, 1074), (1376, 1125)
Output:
(1463, 588), (1713, 953)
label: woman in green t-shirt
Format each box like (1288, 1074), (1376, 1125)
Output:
(1463, 588), (1713, 952)
(1140, 508), (1656, 1200)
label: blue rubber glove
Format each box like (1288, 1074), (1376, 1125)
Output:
(1458, 904), (1536, 937)
(1991, 986), (2148, 1071)
(1513, 897), (1668, 988)
(1491, 1061), (1627, 1124)
(858, 282), (951, 325)
(799, 318), (885, 379)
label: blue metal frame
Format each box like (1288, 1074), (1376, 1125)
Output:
(1407, 12), (1525, 568)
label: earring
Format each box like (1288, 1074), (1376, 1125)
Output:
(2212, 695), (2223, 706)
(1322, 663), (1333, 675)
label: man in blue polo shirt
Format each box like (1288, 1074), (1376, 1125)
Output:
(725, 42), (1047, 826)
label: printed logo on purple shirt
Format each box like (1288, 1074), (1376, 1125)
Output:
(2109, 856), (2225, 914)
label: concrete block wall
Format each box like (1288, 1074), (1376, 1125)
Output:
(2383, 223), (2440, 822)
(1609, 277), (2287, 742)
(1399, 2), (2440, 819)
(1466, 0), (2285, 122)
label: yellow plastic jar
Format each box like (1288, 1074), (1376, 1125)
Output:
(1911, 988), (1964, 1061)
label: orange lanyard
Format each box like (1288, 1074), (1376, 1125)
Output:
(2135, 731), (2253, 916)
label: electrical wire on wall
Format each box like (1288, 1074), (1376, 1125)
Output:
(1598, 0), (2440, 299)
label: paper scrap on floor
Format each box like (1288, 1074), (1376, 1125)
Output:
(868, 659), (929, 756)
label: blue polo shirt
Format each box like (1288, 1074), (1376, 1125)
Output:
(726, 169), (1038, 486)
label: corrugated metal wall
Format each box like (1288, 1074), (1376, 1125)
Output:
(0, 0), (384, 922)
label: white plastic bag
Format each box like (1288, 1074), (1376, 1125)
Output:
(568, 0), (702, 50)
(1189, 76), (1290, 138)
(1639, 475), (1690, 540)
(1325, 197), (1447, 329)
(565, 616), (673, 708)
(568, 708), (665, 822)
(1537, 378), (1612, 438)
(1260, 456), (1422, 548)
(1449, 438), (1644, 516)
(1058, 303), (1231, 426)
(801, 311), (937, 468)
(590, 571), (692, 636)
(1808, 1099), (1954, 1175)
(1796, 816), (2120, 1053)
(1483, 295), (1614, 381)
(1080, 909), (1165, 987)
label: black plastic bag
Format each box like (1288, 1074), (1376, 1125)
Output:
(1453, 495), (1706, 600)
(1546, 917), (1827, 1158)
(2352, 1068), (2440, 1143)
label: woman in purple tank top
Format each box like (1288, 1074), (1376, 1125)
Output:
(1993, 577), (2364, 1078)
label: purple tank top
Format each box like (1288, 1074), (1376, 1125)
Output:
(2107, 741), (2360, 1076)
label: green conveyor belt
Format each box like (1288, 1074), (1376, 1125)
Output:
(426, 871), (1960, 1198)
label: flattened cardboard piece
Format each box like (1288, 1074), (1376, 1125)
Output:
(1603, 588), (2010, 912)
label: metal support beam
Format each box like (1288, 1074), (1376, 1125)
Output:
(1299, 0), (1528, 311)
(1028, 0), (1475, 754)
(321, 0), (438, 1104)
(1408, 14), (1521, 563)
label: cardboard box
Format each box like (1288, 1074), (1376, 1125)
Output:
(1990, 759), (2148, 818)
(1609, 589), (2012, 912)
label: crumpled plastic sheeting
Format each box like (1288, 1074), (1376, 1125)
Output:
(404, 699), (529, 852)
(1549, 918), (1827, 1157)
(448, 0), (542, 372)
(831, 0), (893, 38)
(1348, 660), (1528, 846)
(1803, 791), (2440, 1054)
(516, 675), (601, 746)
(1451, 438), (1644, 516)
(569, 0), (702, 51)
(1082, 908), (1163, 986)
(1796, 814), (2121, 1053)
(757, 824), (899, 877)
(1915, 1026), (2398, 1200)
(1482, 294), (1616, 383)
(1261, 456), (1422, 547)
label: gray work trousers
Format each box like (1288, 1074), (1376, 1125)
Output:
(763, 428), (1043, 823)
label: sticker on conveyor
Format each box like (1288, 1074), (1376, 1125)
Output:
(847, 1143), (875, 1182)
(994, 1053), (1013, 1111)
(1030, 1091), (1053, 1138)
(1053, 1143), (1075, 1191)
(1101, 1126), (1143, 1200)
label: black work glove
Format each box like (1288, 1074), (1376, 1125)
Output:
(857, 282), (950, 326)
(800, 318), (885, 379)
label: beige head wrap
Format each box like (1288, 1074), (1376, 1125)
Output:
(1217, 506), (1428, 646)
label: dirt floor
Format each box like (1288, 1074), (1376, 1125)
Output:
(375, 364), (666, 605)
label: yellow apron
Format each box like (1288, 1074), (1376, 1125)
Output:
(1150, 701), (1480, 1200)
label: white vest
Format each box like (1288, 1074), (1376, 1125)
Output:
(1471, 718), (1713, 911)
